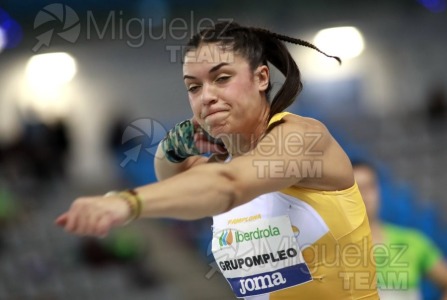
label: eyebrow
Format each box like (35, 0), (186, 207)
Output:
(183, 62), (230, 80)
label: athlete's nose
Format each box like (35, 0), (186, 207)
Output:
(201, 83), (218, 106)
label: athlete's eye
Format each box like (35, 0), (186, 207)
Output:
(188, 85), (201, 93)
(216, 76), (231, 83)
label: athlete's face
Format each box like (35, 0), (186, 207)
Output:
(353, 165), (380, 221)
(182, 43), (270, 138)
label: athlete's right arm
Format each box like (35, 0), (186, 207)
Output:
(154, 143), (208, 180)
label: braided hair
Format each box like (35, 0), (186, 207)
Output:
(184, 21), (341, 119)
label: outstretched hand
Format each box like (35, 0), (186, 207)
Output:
(55, 195), (131, 238)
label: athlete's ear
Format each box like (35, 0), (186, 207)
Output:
(255, 65), (269, 92)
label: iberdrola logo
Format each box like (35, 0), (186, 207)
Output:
(219, 229), (234, 247)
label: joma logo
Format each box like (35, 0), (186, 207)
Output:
(239, 272), (287, 295)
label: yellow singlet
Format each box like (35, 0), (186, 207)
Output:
(212, 112), (379, 299)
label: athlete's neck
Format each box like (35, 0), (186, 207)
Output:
(224, 107), (270, 157)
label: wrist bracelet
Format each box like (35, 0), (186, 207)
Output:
(104, 189), (143, 225)
(122, 189), (143, 219)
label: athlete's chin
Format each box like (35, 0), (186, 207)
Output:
(207, 123), (232, 138)
(205, 114), (231, 132)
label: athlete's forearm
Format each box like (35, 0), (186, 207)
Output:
(137, 163), (238, 220)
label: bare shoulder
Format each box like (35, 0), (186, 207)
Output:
(280, 114), (329, 133)
(270, 114), (332, 151)
(277, 114), (353, 190)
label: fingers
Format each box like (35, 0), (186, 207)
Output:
(95, 214), (113, 238)
(194, 132), (227, 154)
(65, 203), (80, 233)
(55, 196), (127, 238)
(55, 213), (68, 226)
(75, 210), (92, 236)
(57, 210), (112, 237)
(84, 212), (113, 237)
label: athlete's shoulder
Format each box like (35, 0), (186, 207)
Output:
(270, 113), (331, 151)
(270, 112), (328, 134)
(263, 113), (333, 170)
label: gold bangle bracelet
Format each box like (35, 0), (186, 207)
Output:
(118, 189), (143, 220)
(124, 189), (143, 218)
(104, 189), (142, 225)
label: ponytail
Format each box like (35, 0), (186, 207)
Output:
(249, 28), (341, 118)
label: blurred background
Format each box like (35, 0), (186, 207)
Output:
(0, 0), (446, 299)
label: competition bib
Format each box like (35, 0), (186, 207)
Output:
(211, 215), (312, 298)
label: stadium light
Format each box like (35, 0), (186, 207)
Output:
(25, 52), (77, 89)
(314, 26), (364, 60)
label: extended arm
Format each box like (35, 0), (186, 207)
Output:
(55, 115), (353, 235)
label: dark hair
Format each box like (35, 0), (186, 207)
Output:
(183, 21), (341, 119)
